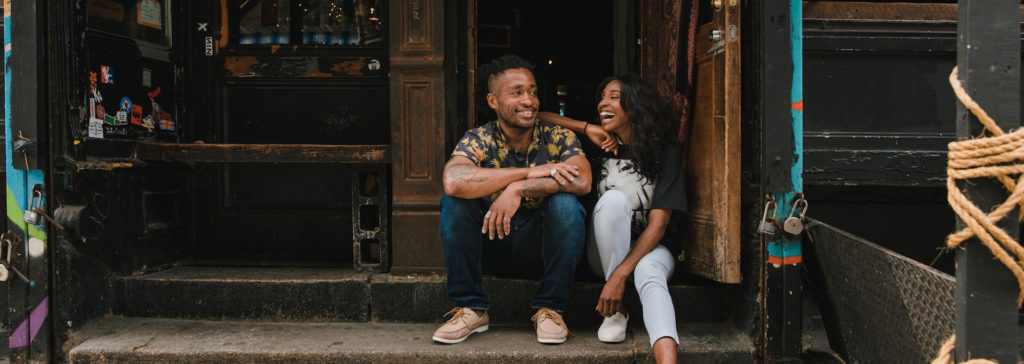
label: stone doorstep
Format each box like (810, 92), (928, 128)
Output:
(119, 266), (737, 325)
(67, 317), (755, 364)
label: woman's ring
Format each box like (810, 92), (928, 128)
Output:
(550, 168), (557, 177)
(484, 211), (492, 219)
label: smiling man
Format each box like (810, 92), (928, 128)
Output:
(433, 55), (592, 345)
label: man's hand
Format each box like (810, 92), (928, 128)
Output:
(587, 126), (619, 155)
(526, 162), (579, 186)
(596, 273), (627, 317)
(482, 183), (523, 240)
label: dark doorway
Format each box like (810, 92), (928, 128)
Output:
(191, 0), (389, 266)
(474, 1), (619, 125)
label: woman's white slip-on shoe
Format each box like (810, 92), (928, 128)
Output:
(597, 312), (628, 343)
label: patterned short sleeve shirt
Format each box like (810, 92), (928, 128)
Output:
(451, 120), (584, 209)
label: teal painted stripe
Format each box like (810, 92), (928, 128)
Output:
(790, 0), (803, 193)
(769, 191), (802, 258)
(767, 240), (802, 258)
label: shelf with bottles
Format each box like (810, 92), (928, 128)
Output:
(234, 0), (384, 47)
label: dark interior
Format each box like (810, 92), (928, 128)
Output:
(475, 0), (618, 125)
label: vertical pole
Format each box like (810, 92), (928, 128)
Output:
(954, 1), (1020, 362)
(5, 0), (51, 361)
(762, 0), (803, 362)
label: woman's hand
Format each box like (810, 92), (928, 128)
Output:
(596, 273), (627, 317)
(586, 125), (619, 155)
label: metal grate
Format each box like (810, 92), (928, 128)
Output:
(805, 219), (955, 364)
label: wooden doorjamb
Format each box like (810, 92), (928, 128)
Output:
(465, 0), (476, 128)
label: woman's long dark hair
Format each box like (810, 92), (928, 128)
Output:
(597, 74), (678, 182)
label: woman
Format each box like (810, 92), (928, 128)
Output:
(538, 74), (685, 363)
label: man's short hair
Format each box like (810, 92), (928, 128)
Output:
(478, 55), (535, 93)
(475, 55), (535, 119)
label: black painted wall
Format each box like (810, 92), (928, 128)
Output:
(801, 16), (1024, 274)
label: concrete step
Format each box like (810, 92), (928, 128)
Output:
(117, 266), (737, 325)
(67, 317), (755, 364)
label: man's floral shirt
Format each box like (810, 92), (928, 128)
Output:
(452, 120), (583, 209)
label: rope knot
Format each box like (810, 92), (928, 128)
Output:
(945, 66), (1024, 307)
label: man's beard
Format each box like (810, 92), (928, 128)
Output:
(502, 119), (532, 131)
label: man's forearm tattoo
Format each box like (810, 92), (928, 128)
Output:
(520, 177), (564, 198)
(446, 164), (487, 184)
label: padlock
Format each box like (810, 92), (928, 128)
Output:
(22, 210), (40, 226)
(0, 265), (10, 282)
(783, 198), (808, 235)
(23, 189), (43, 225)
(758, 200), (777, 235)
(0, 234), (27, 283)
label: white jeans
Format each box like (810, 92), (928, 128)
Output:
(587, 190), (679, 347)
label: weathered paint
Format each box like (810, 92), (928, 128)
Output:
(767, 0), (803, 266)
(790, 0), (803, 193)
(218, 0), (229, 52)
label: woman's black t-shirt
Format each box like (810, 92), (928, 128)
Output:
(594, 143), (688, 241)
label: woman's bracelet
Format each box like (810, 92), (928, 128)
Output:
(583, 123), (589, 134)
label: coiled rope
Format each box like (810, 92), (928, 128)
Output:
(934, 66), (1020, 364)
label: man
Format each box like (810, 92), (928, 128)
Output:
(433, 55), (591, 345)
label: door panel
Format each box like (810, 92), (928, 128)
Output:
(683, 2), (741, 283)
(204, 163), (354, 259)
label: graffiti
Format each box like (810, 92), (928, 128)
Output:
(8, 297), (49, 348)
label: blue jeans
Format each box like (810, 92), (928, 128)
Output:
(440, 193), (586, 312)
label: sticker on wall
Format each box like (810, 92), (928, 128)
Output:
(142, 115), (155, 131)
(137, 0), (162, 30)
(130, 105), (143, 126)
(88, 98), (104, 138)
(89, 71), (104, 103)
(27, 238), (44, 258)
(103, 125), (128, 136)
(368, 59), (381, 71)
(158, 110), (175, 131)
(117, 97), (132, 124)
(145, 87), (167, 132)
(142, 68), (152, 88)
(204, 36), (214, 56)
(100, 65), (114, 84)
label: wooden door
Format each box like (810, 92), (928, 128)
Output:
(683, 0), (741, 283)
